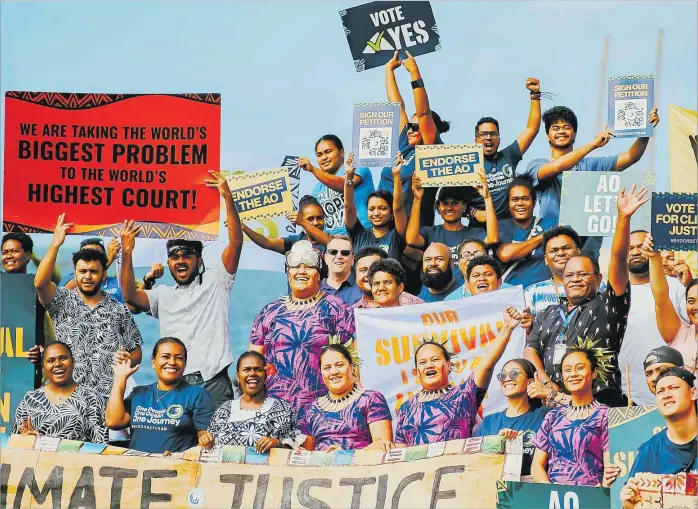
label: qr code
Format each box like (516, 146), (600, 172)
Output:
(614, 99), (647, 131)
(359, 127), (392, 160)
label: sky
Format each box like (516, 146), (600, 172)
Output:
(1, 0), (696, 381)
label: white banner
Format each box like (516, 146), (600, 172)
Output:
(357, 286), (527, 420)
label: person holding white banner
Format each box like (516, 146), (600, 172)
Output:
(394, 305), (523, 446)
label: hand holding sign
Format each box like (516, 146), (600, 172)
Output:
(345, 153), (356, 180)
(620, 477), (642, 509)
(617, 184), (650, 218)
(640, 232), (658, 259)
(591, 128), (616, 148)
(474, 169), (490, 199)
(401, 50), (420, 78)
(411, 174), (425, 200)
(205, 170), (232, 199)
(648, 107), (660, 127)
(50, 213), (74, 248)
(386, 51), (401, 71)
(391, 151), (404, 177)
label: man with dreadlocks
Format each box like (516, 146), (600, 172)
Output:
(119, 170), (243, 409)
(394, 306), (523, 446)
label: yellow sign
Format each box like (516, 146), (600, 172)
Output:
(227, 168), (293, 221)
(416, 144), (484, 187)
(669, 104), (697, 194)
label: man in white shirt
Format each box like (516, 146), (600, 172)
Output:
(119, 171), (243, 408)
(620, 230), (688, 406)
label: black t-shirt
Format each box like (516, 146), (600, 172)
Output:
(464, 140), (523, 226)
(348, 221), (405, 261)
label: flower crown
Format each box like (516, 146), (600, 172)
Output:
(571, 336), (614, 385)
(328, 335), (362, 367)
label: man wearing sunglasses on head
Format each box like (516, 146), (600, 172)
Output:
(249, 241), (356, 433)
(118, 170), (243, 409)
(320, 235), (362, 306)
(464, 78), (543, 229)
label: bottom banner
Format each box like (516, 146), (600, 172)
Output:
(496, 481), (611, 509)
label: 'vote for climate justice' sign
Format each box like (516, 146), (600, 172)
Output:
(340, 1), (441, 72)
(650, 192), (698, 251)
(415, 144), (483, 187)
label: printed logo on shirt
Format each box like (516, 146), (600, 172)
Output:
(379, 244), (390, 254)
(317, 189), (344, 231)
(502, 163), (513, 178)
(166, 404), (184, 419)
(188, 489), (205, 507)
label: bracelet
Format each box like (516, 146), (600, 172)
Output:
(411, 78), (424, 89)
(530, 92), (542, 100)
(546, 389), (558, 404)
(345, 179), (354, 187)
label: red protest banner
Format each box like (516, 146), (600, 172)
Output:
(2, 92), (221, 240)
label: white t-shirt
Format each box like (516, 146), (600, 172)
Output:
(619, 277), (688, 406)
(145, 258), (236, 380)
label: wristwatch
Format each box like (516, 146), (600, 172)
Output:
(411, 78), (424, 89)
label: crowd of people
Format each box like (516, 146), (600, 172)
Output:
(2, 52), (696, 502)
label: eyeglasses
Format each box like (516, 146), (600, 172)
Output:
(327, 249), (352, 257)
(562, 271), (596, 282)
(496, 369), (523, 382)
(460, 251), (485, 260)
(476, 131), (500, 140)
(167, 246), (198, 258)
(286, 250), (321, 269)
(407, 122), (420, 132)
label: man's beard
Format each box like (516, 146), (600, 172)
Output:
(420, 265), (453, 290)
(629, 259), (649, 275)
(171, 268), (198, 286)
(78, 284), (101, 297)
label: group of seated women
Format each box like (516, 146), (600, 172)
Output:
(13, 324), (618, 487)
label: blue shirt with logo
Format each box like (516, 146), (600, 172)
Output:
(312, 166), (374, 235)
(125, 381), (215, 454)
(498, 217), (556, 288)
(475, 406), (550, 477)
(628, 428), (698, 477)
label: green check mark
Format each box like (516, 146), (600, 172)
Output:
(366, 31), (385, 52)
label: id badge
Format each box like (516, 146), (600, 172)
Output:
(553, 334), (567, 366)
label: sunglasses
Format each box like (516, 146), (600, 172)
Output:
(496, 369), (523, 382)
(167, 246), (198, 258)
(407, 122), (420, 132)
(286, 250), (321, 269)
(327, 249), (352, 257)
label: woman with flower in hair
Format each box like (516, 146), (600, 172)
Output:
(306, 343), (393, 452)
(394, 306), (523, 446)
(531, 341), (619, 487)
(249, 240), (356, 433)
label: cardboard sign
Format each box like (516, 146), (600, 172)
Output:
(0, 274), (37, 435)
(340, 1), (441, 72)
(2, 92), (221, 240)
(496, 481), (611, 509)
(559, 171), (654, 236)
(227, 168), (293, 221)
(357, 286), (527, 418)
(281, 155), (302, 234)
(415, 144), (484, 187)
(607, 405), (666, 509)
(0, 435), (512, 508)
(668, 104), (698, 193)
(608, 75), (655, 138)
(650, 192), (698, 251)
(352, 102), (401, 167)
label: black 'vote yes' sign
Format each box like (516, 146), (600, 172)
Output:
(340, 1), (441, 72)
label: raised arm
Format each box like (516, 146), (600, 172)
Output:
(31, 253), (62, 286)
(295, 213), (330, 246)
(536, 129), (613, 181)
(401, 51), (437, 145)
(391, 153), (408, 236)
(105, 359), (138, 430)
(119, 221), (151, 312)
(242, 224), (286, 254)
(298, 158), (364, 193)
(385, 51), (409, 130)
(615, 108), (659, 171)
(405, 175), (426, 248)
(205, 171), (242, 275)
(343, 154), (359, 230)
(496, 235), (543, 263)
(608, 185), (649, 294)
(34, 214), (73, 306)
(516, 78), (542, 154)
(474, 306), (521, 388)
(475, 169), (498, 244)
(643, 234), (681, 342)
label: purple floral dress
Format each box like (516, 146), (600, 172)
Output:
(249, 294), (356, 433)
(395, 374), (486, 446)
(306, 389), (392, 451)
(533, 404), (609, 486)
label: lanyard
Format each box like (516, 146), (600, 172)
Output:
(555, 306), (579, 344)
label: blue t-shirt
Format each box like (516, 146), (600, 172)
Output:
(377, 126), (444, 222)
(419, 225), (487, 265)
(61, 273), (124, 303)
(126, 381), (215, 454)
(348, 221), (405, 261)
(464, 141), (523, 226)
(498, 216), (556, 288)
(475, 406), (549, 477)
(444, 282), (514, 301)
(418, 279), (460, 303)
(628, 429), (698, 477)
(312, 165), (374, 235)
